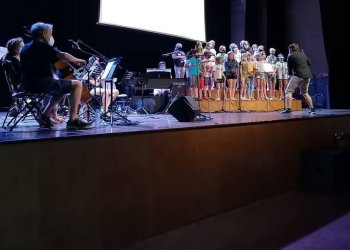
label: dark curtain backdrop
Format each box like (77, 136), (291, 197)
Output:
(245, 0), (287, 55)
(319, 0), (347, 108)
(0, 0), (346, 108)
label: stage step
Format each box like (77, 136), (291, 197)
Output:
(198, 99), (302, 112)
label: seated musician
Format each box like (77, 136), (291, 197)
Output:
(20, 22), (91, 129)
(1, 37), (24, 90)
(2, 37), (63, 123)
(1, 37), (24, 117)
(88, 57), (119, 117)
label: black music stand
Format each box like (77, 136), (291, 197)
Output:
(101, 58), (136, 126)
(133, 74), (149, 115)
(119, 70), (140, 115)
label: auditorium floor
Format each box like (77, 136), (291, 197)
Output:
(120, 190), (350, 250)
(1, 108), (350, 144)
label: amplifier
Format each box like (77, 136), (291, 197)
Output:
(147, 78), (173, 89)
(131, 96), (168, 114)
(171, 82), (187, 98)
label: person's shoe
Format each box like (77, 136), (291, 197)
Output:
(280, 108), (292, 114)
(309, 108), (316, 115)
(66, 118), (92, 130)
(37, 114), (54, 128)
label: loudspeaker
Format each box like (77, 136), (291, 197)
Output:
(168, 96), (201, 122)
(131, 96), (168, 114)
(309, 76), (330, 109)
(301, 147), (350, 193)
(171, 82), (187, 98)
(147, 78), (173, 89)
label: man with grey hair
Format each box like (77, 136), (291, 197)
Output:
(172, 43), (186, 78)
(21, 22), (91, 129)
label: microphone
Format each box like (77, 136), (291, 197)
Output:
(69, 39), (80, 49)
(23, 26), (32, 37)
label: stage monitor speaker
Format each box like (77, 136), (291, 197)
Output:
(131, 96), (168, 114)
(171, 81), (187, 98)
(168, 96), (201, 122)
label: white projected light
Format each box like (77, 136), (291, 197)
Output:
(99, 0), (206, 41)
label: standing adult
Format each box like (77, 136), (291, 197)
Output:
(172, 43), (186, 78)
(280, 43), (315, 114)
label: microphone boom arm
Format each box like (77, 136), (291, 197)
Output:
(77, 40), (109, 63)
(162, 51), (175, 57)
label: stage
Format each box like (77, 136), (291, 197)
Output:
(0, 102), (316, 144)
(1, 109), (350, 249)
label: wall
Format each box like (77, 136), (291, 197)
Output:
(1, 116), (350, 249)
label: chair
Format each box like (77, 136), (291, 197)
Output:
(1, 60), (46, 131)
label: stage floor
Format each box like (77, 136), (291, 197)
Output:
(1, 109), (350, 144)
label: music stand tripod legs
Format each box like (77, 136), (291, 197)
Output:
(134, 83), (149, 115)
(105, 81), (137, 126)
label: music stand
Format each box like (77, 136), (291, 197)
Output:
(132, 73), (149, 115)
(101, 57), (135, 126)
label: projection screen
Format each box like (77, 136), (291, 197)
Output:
(98, 0), (206, 42)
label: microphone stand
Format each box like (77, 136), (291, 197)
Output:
(77, 40), (109, 64)
(237, 64), (247, 112)
(162, 52), (175, 57)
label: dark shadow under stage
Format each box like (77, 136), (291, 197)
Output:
(1, 109), (350, 250)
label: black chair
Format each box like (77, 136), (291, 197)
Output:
(1, 60), (46, 131)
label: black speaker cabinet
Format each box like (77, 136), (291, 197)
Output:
(168, 96), (201, 122)
(131, 96), (168, 114)
(171, 82), (187, 98)
(301, 147), (350, 193)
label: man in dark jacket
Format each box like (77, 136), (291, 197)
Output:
(281, 43), (315, 114)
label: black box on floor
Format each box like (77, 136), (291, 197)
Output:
(131, 96), (168, 114)
(168, 96), (201, 122)
(301, 147), (350, 193)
